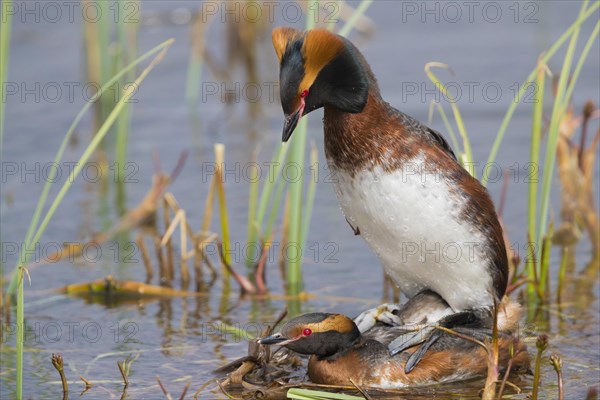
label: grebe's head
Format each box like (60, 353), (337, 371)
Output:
(259, 313), (360, 358)
(272, 27), (369, 142)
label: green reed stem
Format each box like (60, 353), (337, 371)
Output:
(0, 0), (12, 163)
(525, 16), (599, 302)
(23, 43), (172, 259)
(526, 59), (546, 299)
(538, 1), (587, 244)
(287, 388), (364, 400)
(327, 0), (343, 31)
(5, 39), (175, 298)
(539, 225), (554, 302)
(11, 38), (172, 400)
(246, 150), (260, 268)
(256, 144), (289, 235)
(115, 0), (140, 214)
(286, 117), (308, 295)
(483, 0), (599, 185)
(265, 170), (287, 243)
(0, 0), (13, 318)
(301, 142), (319, 250)
(425, 63), (474, 176)
(185, 8), (214, 110)
(306, 0), (319, 30)
(98, 1), (111, 119)
(214, 144), (232, 267)
(185, 54), (203, 110)
(564, 19), (600, 117)
(282, 0), (374, 295)
(338, 0), (373, 37)
(17, 272), (24, 400)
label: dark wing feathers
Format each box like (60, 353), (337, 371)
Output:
(393, 109), (457, 160)
(426, 127), (457, 160)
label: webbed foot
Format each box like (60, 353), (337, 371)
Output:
(353, 303), (403, 333)
(388, 310), (486, 373)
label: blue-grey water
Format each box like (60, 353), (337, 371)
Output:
(1, 1), (599, 399)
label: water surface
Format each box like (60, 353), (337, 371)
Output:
(1, 1), (599, 398)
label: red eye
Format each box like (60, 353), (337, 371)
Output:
(303, 328), (312, 336)
(300, 90), (309, 98)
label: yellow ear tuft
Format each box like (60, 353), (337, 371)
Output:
(300, 29), (345, 92)
(272, 27), (302, 62)
(306, 314), (354, 334)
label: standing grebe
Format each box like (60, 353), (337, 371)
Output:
(272, 27), (509, 370)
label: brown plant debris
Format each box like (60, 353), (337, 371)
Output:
(51, 353), (69, 399)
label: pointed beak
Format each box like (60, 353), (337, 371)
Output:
(282, 110), (301, 142)
(258, 333), (290, 345)
(282, 100), (306, 142)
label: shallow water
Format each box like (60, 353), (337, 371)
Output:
(1, 1), (599, 399)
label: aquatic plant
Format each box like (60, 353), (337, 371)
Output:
(2, 38), (174, 399)
(428, 0), (599, 306)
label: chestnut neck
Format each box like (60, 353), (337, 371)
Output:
(323, 88), (420, 176)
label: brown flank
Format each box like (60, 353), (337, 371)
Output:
(308, 337), (529, 387)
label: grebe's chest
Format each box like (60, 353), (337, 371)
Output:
(327, 155), (494, 311)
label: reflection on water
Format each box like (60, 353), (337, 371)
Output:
(5, 285), (598, 399)
(1, 1), (599, 399)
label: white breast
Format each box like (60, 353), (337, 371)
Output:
(330, 154), (493, 311)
